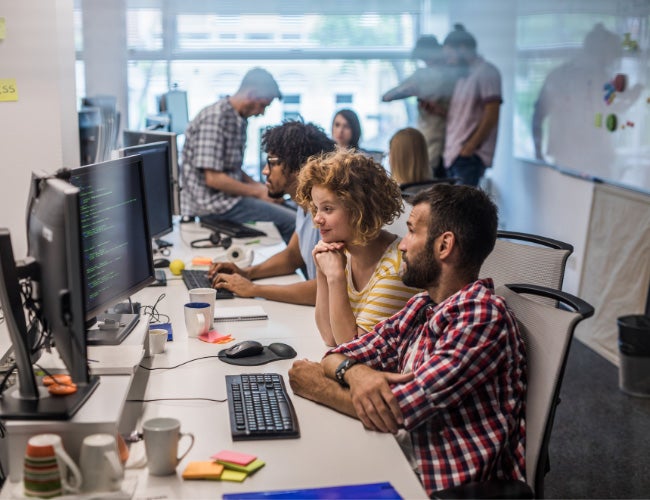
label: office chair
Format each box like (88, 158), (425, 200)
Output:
(433, 284), (594, 499)
(480, 231), (573, 306)
(400, 178), (459, 199)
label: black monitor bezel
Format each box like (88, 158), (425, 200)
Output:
(70, 155), (155, 320)
(123, 129), (181, 215)
(119, 141), (174, 239)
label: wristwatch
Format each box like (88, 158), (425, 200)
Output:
(335, 357), (358, 387)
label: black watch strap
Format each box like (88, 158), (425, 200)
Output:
(335, 357), (358, 387)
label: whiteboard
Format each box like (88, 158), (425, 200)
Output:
(513, 2), (650, 195)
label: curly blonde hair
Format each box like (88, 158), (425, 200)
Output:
(296, 150), (403, 244)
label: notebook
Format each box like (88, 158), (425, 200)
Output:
(214, 305), (268, 322)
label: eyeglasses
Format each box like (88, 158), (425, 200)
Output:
(266, 156), (282, 168)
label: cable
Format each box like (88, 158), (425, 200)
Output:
(141, 293), (170, 324)
(126, 397), (226, 403)
(138, 355), (222, 371)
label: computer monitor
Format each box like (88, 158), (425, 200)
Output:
(159, 90), (189, 135)
(68, 155), (155, 344)
(0, 174), (100, 419)
(119, 141), (174, 242)
(123, 130), (181, 215)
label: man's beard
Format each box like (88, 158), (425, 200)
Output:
(401, 245), (441, 289)
(267, 188), (285, 199)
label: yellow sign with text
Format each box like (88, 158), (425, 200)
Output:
(0, 79), (18, 102)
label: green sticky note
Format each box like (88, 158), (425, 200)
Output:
(0, 18), (6, 40)
(217, 458), (266, 474)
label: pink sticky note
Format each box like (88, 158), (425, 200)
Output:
(198, 330), (230, 343)
(211, 450), (257, 466)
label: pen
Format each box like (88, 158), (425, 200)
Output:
(245, 239), (260, 245)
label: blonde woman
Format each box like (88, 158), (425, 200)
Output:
(389, 127), (432, 185)
(296, 150), (420, 346)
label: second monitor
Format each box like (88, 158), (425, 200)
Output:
(123, 129), (181, 215)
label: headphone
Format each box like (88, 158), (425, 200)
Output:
(190, 231), (233, 249)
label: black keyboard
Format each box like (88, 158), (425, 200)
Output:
(199, 215), (267, 238)
(181, 270), (234, 299)
(226, 373), (300, 440)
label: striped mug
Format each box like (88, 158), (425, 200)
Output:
(23, 434), (82, 498)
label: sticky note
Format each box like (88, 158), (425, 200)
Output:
(211, 450), (256, 466)
(0, 79), (18, 102)
(217, 458), (265, 474)
(198, 330), (232, 343)
(182, 461), (224, 480)
(220, 469), (248, 482)
(0, 18), (6, 39)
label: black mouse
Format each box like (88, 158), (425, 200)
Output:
(153, 258), (170, 268)
(224, 340), (264, 359)
(267, 342), (297, 359)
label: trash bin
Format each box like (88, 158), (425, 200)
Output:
(618, 314), (650, 397)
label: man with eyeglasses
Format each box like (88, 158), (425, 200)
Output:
(209, 120), (336, 305)
(180, 67), (296, 243)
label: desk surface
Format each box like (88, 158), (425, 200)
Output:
(1, 220), (427, 498)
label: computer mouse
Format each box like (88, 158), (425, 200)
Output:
(224, 340), (264, 359)
(267, 342), (297, 359)
(153, 258), (170, 268)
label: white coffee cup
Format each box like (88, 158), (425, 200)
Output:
(148, 328), (168, 355)
(189, 287), (216, 329)
(79, 434), (124, 493)
(184, 302), (211, 337)
(142, 417), (195, 476)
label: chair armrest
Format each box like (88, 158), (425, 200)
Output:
(432, 479), (533, 499)
(504, 283), (595, 319)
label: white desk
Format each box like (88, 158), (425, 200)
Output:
(2, 220), (427, 498)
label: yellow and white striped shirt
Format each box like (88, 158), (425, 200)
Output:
(347, 239), (420, 333)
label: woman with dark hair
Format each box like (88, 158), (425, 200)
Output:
(296, 150), (419, 346)
(331, 109), (362, 150)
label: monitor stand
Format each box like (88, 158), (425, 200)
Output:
(149, 269), (167, 287)
(0, 375), (100, 420)
(86, 313), (140, 346)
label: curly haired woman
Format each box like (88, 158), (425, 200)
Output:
(296, 150), (420, 346)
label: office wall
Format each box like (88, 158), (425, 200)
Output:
(0, 1), (78, 259)
(448, 0), (649, 362)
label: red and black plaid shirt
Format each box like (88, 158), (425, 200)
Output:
(331, 279), (527, 496)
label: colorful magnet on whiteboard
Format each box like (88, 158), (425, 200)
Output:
(594, 113), (602, 127)
(613, 74), (627, 92)
(605, 114), (617, 132)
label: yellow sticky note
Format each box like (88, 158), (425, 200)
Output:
(0, 79), (18, 102)
(220, 469), (248, 482)
(0, 18), (6, 40)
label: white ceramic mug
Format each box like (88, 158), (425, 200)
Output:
(189, 288), (216, 329)
(23, 433), (82, 497)
(142, 417), (195, 476)
(148, 328), (168, 355)
(184, 302), (211, 337)
(79, 434), (124, 493)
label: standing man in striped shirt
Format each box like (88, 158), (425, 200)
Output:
(289, 184), (527, 496)
(180, 67), (296, 243)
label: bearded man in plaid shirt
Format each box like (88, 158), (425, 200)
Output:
(289, 184), (527, 496)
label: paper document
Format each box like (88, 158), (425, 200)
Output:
(214, 305), (268, 322)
